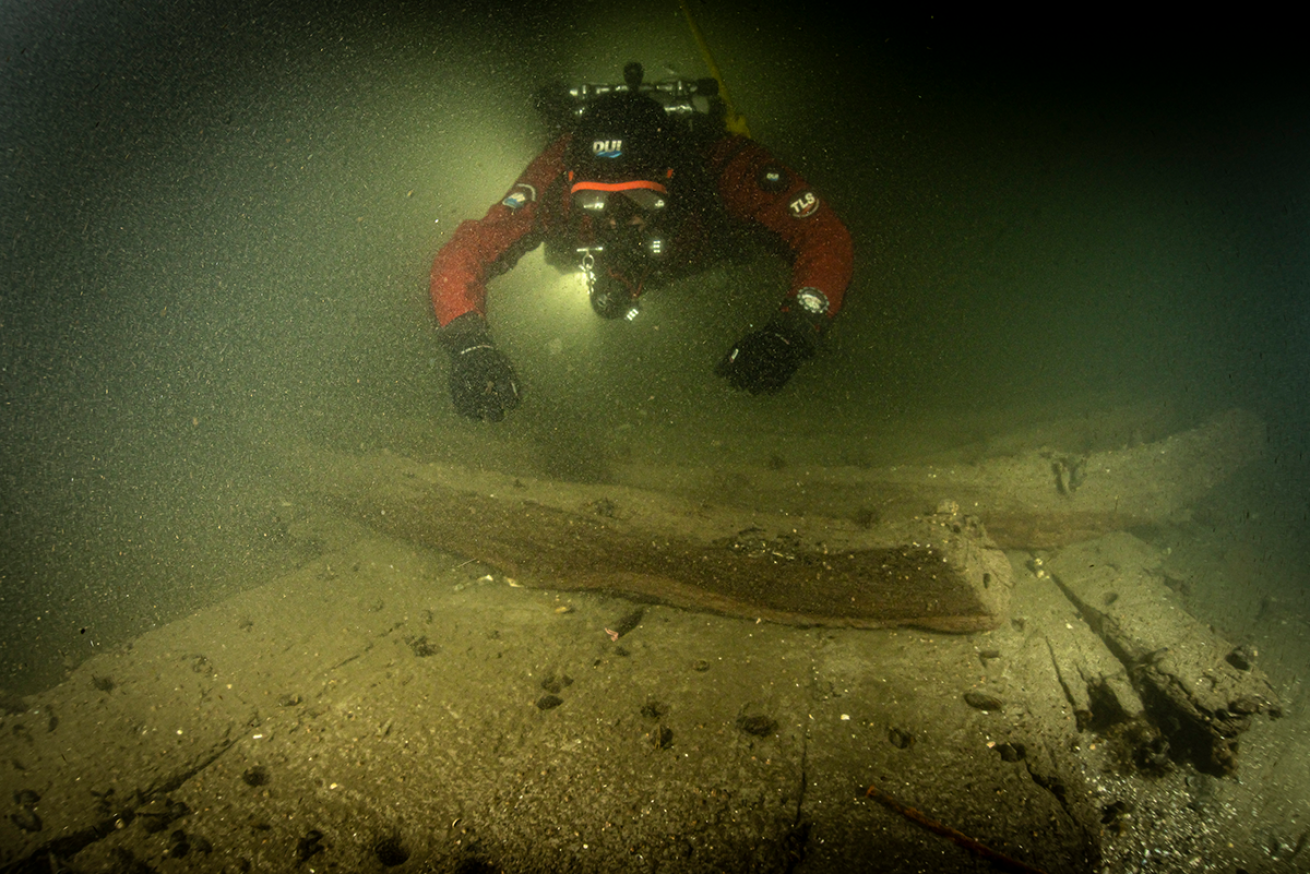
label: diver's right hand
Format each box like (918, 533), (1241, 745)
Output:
(450, 345), (520, 421)
(441, 314), (521, 422)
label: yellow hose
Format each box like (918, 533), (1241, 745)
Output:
(678, 0), (751, 137)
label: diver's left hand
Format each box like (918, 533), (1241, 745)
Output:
(716, 318), (815, 394)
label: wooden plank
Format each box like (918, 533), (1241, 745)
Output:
(276, 409), (1258, 632)
(610, 408), (1265, 549)
(283, 448), (1012, 632)
(1046, 532), (1282, 774)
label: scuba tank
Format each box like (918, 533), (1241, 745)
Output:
(534, 62), (727, 144)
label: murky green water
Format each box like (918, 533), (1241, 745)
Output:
(3, 3), (1307, 694)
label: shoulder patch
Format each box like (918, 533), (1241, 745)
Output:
(787, 189), (820, 219)
(758, 164), (790, 193)
(501, 183), (537, 211)
(794, 287), (830, 315)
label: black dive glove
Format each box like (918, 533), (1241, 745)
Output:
(441, 313), (521, 421)
(716, 306), (824, 395)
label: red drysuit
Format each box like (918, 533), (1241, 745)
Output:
(430, 133), (853, 327)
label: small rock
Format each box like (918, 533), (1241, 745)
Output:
(241, 766), (269, 787)
(650, 725), (674, 750)
(736, 714), (778, 737)
(1226, 645), (1256, 671)
(964, 691), (1004, 711)
(139, 799), (190, 834)
(168, 829), (191, 858)
(887, 727), (915, 749)
(1229, 696), (1261, 715)
(610, 608), (645, 638)
(296, 829), (325, 863)
(640, 700), (669, 719)
(536, 694), (564, 711)
(407, 636), (439, 658)
(1135, 735), (1172, 773)
(1101, 799), (1132, 828)
(9, 809), (41, 833)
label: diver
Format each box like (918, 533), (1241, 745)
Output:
(429, 63), (854, 421)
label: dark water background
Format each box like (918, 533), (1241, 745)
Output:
(3, 2), (1307, 694)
